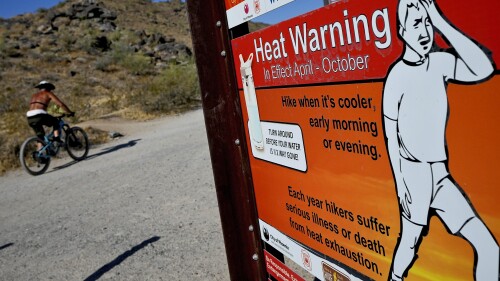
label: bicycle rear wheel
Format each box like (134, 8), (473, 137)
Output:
(19, 137), (51, 176)
(66, 127), (89, 160)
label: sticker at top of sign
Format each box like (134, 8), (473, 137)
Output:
(226, 0), (295, 29)
(251, 121), (307, 172)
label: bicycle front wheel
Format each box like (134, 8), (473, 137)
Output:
(19, 137), (51, 176)
(66, 127), (89, 160)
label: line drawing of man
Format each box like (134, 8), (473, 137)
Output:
(382, 0), (499, 280)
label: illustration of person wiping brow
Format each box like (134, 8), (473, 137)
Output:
(382, 0), (499, 280)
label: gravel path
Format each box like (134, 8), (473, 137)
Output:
(0, 109), (230, 281)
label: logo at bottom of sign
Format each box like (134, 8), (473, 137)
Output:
(301, 249), (312, 271)
(322, 262), (350, 281)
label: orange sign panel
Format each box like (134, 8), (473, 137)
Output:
(231, 0), (500, 280)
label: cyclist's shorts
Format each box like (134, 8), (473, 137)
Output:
(27, 114), (59, 139)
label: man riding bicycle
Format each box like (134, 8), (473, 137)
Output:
(27, 81), (74, 144)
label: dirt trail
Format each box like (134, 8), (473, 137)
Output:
(0, 109), (230, 280)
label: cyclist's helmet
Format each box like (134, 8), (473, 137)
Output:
(35, 80), (55, 91)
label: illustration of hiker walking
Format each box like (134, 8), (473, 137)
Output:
(382, 0), (499, 280)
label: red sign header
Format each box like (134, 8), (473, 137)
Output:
(231, 0), (500, 88)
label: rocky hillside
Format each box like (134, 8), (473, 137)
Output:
(0, 0), (194, 108)
(0, 0), (199, 173)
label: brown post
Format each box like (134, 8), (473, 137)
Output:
(186, 1), (266, 280)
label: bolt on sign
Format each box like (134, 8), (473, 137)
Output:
(226, 0), (500, 280)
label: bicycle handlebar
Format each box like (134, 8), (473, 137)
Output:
(55, 112), (75, 119)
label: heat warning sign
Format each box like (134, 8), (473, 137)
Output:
(232, 0), (500, 280)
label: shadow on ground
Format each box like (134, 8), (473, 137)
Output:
(84, 236), (160, 281)
(0, 243), (13, 251)
(51, 139), (141, 172)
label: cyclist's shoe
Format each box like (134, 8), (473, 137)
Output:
(47, 147), (57, 156)
(50, 136), (63, 143)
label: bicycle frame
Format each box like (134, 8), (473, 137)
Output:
(36, 118), (68, 159)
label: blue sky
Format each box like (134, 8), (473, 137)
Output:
(0, 0), (169, 19)
(0, 0), (324, 24)
(0, 0), (64, 18)
(253, 0), (324, 25)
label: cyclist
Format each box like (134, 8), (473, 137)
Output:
(26, 81), (74, 145)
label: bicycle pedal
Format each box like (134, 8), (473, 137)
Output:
(34, 153), (49, 164)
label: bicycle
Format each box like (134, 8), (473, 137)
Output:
(19, 114), (89, 176)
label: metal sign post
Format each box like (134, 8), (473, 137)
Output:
(186, 1), (266, 280)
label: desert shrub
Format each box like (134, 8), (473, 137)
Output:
(120, 53), (152, 75)
(94, 41), (132, 71)
(110, 29), (140, 46)
(110, 41), (134, 61)
(58, 29), (77, 51)
(42, 51), (59, 63)
(0, 36), (5, 58)
(0, 87), (26, 116)
(1, 43), (22, 58)
(134, 62), (200, 113)
(0, 91), (11, 115)
(0, 108), (32, 174)
(97, 40), (153, 75)
(77, 34), (95, 53)
(0, 134), (21, 174)
(104, 93), (123, 112)
(109, 30), (122, 42)
(95, 55), (115, 72)
(77, 29), (106, 54)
